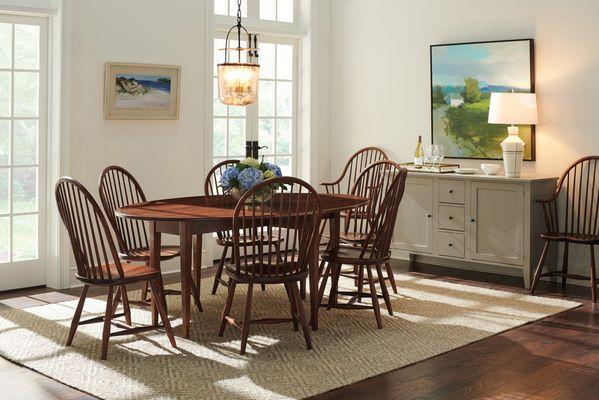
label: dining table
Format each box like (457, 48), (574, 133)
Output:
(116, 193), (368, 338)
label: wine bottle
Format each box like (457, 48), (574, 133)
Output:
(414, 135), (424, 166)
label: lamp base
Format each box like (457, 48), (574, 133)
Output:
(501, 126), (525, 178)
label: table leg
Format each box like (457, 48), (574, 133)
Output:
(179, 222), (192, 339)
(149, 221), (161, 326)
(192, 234), (203, 312)
(310, 213), (340, 331)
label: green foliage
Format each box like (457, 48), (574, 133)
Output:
(462, 77), (481, 103)
(432, 85), (445, 104)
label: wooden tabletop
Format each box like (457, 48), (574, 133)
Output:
(116, 193), (368, 222)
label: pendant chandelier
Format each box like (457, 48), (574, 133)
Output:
(217, 0), (260, 106)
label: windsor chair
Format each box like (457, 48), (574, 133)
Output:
(205, 159), (283, 295)
(55, 177), (176, 360)
(99, 166), (202, 312)
(530, 156), (599, 302)
(318, 165), (408, 328)
(219, 177), (321, 354)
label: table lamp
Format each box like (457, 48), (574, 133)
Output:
(488, 92), (538, 178)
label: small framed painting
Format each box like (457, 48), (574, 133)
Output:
(104, 62), (180, 120)
(430, 39), (535, 160)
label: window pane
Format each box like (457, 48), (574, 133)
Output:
(0, 216), (8, 263)
(260, 0), (276, 20)
(276, 44), (293, 80)
(0, 71), (11, 117)
(213, 78), (227, 116)
(276, 156), (291, 176)
(259, 42), (275, 79)
(14, 72), (39, 117)
(0, 169), (7, 214)
(228, 118), (246, 156)
(12, 167), (37, 213)
(0, 23), (11, 69)
(259, 80), (275, 117)
(214, 0), (228, 15)
(13, 120), (37, 165)
(229, 0), (247, 17)
(277, 0), (293, 22)
(0, 120), (9, 166)
(214, 38), (226, 68)
(213, 118), (227, 156)
(276, 119), (291, 154)
(276, 81), (292, 117)
(14, 24), (39, 70)
(259, 118), (274, 155)
(13, 214), (37, 261)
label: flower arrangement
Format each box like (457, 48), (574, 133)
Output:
(220, 157), (283, 202)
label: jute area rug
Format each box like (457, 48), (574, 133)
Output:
(0, 273), (579, 400)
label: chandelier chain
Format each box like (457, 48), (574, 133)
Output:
(237, 0), (242, 26)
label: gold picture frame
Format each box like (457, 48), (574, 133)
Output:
(104, 62), (180, 120)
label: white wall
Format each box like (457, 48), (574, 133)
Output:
(330, 0), (599, 282)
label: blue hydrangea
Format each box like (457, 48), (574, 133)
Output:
(263, 162), (282, 177)
(220, 167), (238, 190)
(237, 167), (264, 192)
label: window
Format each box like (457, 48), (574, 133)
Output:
(214, 0), (294, 23)
(214, 0), (247, 17)
(0, 14), (47, 291)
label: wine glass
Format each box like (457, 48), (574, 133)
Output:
(434, 145), (445, 167)
(423, 144), (433, 167)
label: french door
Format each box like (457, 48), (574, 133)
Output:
(0, 14), (48, 291)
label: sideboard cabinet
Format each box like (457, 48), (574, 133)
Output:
(392, 172), (558, 288)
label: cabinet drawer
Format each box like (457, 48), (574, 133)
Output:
(436, 231), (465, 258)
(438, 179), (465, 204)
(438, 205), (465, 231)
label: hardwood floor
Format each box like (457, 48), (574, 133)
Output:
(0, 261), (597, 400)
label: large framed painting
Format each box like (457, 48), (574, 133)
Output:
(430, 39), (535, 160)
(104, 62), (180, 120)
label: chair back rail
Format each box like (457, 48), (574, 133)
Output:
(232, 177), (321, 279)
(541, 156), (599, 235)
(358, 166), (408, 260)
(205, 159), (241, 241)
(343, 160), (402, 238)
(322, 147), (388, 194)
(98, 166), (149, 256)
(56, 177), (124, 281)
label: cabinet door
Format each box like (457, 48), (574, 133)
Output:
(393, 177), (434, 253)
(470, 182), (524, 266)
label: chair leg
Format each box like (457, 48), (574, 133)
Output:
(530, 241), (550, 294)
(590, 245), (597, 303)
(100, 286), (115, 360)
(291, 282), (312, 350)
(366, 265), (383, 329)
(317, 262), (332, 307)
(261, 283), (266, 291)
(561, 243), (569, 292)
(376, 264), (393, 316)
(357, 265), (365, 301)
(300, 279), (306, 300)
(212, 245), (228, 295)
(149, 279), (177, 348)
(285, 283), (299, 331)
(66, 285), (89, 346)
(385, 262), (398, 294)
(218, 280), (236, 337)
(318, 259), (327, 277)
(120, 286), (132, 326)
(327, 263), (341, 310)
(240, 283), (254, 355)
(141, 262), (150, 302)
(190, 279), (203, 313)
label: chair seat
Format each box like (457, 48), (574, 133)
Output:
(76, 263), (160, 285)
(540, 232), (599, 244)
(225, 256), (307, 283)
(120, 245), (180, 262)
(217, 234), (284, 247)
(322, 245), (389, 265)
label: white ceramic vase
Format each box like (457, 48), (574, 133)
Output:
(501, 126), (525, 178)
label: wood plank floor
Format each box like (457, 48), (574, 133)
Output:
(0, 261), (597, 400)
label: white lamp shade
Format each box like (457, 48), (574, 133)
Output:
(488, 92), (538, 125)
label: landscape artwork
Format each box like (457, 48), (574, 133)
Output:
(430, 39), (534, 160)
(104, 63), (180, 119)
(114, 74), (171, 109)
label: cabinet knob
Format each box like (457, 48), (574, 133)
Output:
(427, 214), (432, 218)
(449, 189), (454, 194)
(471, 218), (476, 222)
(448, 243), (453, 247)
(449, 216), (453, 220)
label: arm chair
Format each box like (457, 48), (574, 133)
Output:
(219, 177), (321, 354)
(55, 177), (175, 360)
(318, 166), (408, 328)
(99, 165), (202, 312)
(205, 160), (283, 295)
(530, 156), (599, 302)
